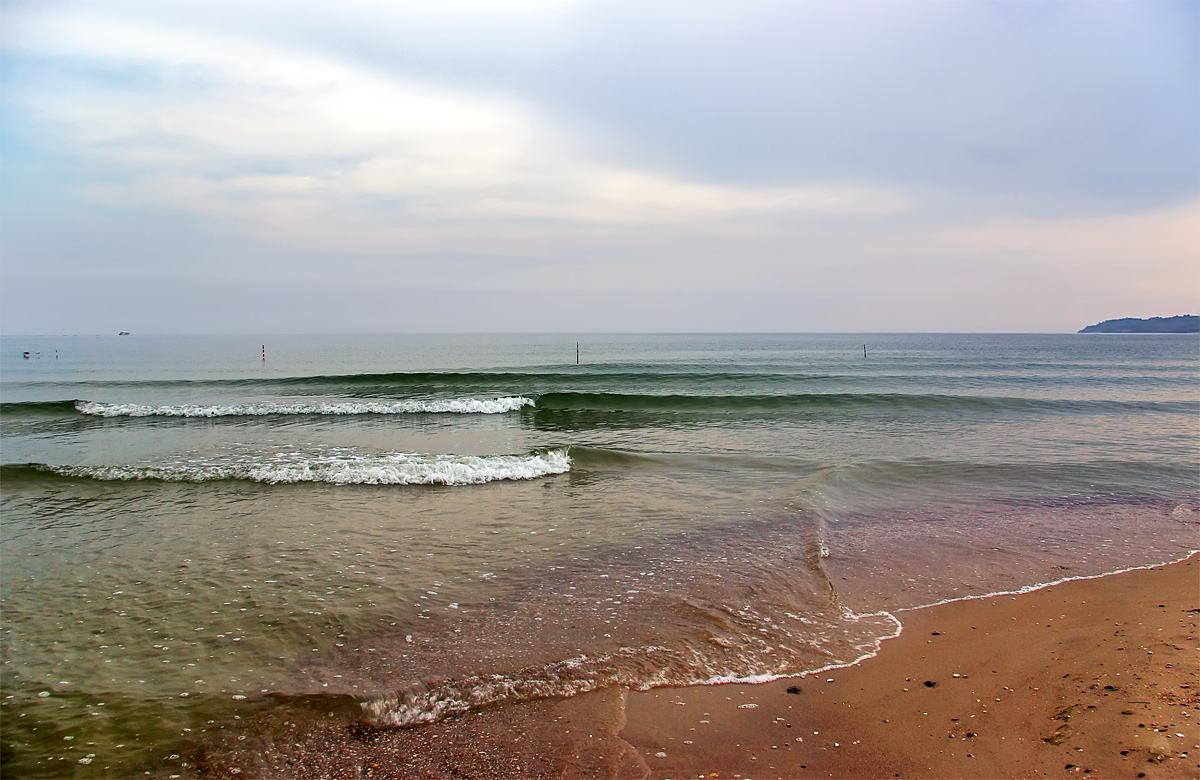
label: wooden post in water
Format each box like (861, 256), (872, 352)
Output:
(576, 342), (580, 365)
(262, 344), (266, 362)
(863, 344), (867, 358)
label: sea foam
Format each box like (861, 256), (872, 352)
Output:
(34, 448), (571, 486)
(75, 397), (534, 417)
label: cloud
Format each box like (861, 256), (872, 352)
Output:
(7, 8), (909, 257)
(1, 1), (1196, 333)
(512, 0), (1200, 213)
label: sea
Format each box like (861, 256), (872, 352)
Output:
(1, 333), (1197, 777)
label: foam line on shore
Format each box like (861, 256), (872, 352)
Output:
(891, 548), (1200, 616)
(783, 549), (1200, 686)
(690, 549), (1200, 689)
(361, 551), (1200, 729)
(689, 609), (904, 687)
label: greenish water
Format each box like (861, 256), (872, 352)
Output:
(2, 333), (1197, 777)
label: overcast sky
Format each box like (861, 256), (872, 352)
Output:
(2, 0), (1197, 334)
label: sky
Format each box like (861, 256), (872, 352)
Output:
(1, 0), (1197, 334)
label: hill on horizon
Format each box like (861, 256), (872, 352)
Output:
(1078, 315), (1199, 333)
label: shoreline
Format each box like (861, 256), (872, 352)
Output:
(656, 549), (1200, 695)
(619, 553), (1200, 779)
(213, 553), (1200, 779)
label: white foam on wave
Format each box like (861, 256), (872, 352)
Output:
(75, 397), (534, 417)
(360, 605), (903, 729)
(37, 448), (572, 486)
(362, 646), (680, 728)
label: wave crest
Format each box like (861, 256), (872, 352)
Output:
(29, 448), (571, 486)
(75, 397), (533, 417)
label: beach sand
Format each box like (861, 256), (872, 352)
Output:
(620, 554), (1199, 779)
(210, 555), (1198, 779)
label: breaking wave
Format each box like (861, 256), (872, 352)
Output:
(17, 448), (571, 486)
(360, 609), (901, 728)
(3, 392), (1185, 425)
(531, 391), (1188, 414)
(75, 397), (533, 417)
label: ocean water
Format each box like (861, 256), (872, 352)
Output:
(1, 333), (1196, 777)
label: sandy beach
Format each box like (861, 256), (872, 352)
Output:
(207, 553), (1199, 779)
(620, 554), (1200, 779)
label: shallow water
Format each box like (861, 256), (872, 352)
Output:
(1, 333), (1197, 776)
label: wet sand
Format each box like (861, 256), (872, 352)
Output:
(621, 554), (1199, 779)
(207, 555), (1198, 779)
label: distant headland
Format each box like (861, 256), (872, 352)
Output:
(1078, 315), (1199, 334)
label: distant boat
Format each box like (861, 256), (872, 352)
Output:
(118, 331), (130, 336)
